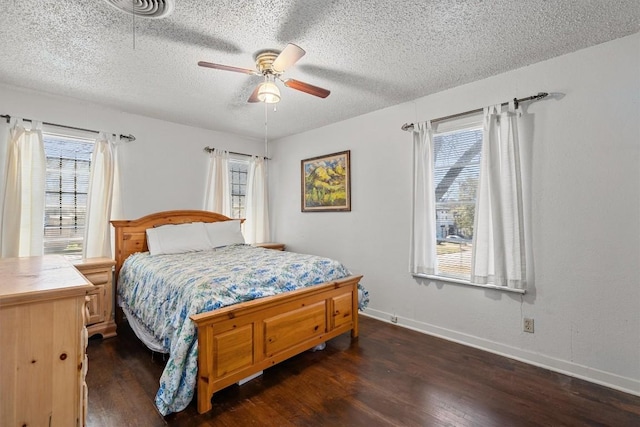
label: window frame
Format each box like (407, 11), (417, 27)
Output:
(42, 129), (95, 259)
(228, 157), (249, 220)
(432, 124), (482, 282)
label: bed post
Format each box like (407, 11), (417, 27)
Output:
(196, 326), (214, 414)
(351, 281), (359, 340)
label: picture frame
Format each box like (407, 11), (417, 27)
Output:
(301, 150), (351, 212)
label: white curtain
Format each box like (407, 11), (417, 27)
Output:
(109, 140), (124, 259)
(203, 149), (231, 216)
(0, 120), (46, 257)
(110, 139), (124, 222)
(471, 103), (526, 289)
(0, 119), (11, 232)
(410, 121), (438, 275)
(244, 156), (270, 244)
(83, 133), (116, 259)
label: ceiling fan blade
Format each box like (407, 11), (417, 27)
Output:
(272, 43), (306, 73)
(247, 85), (261, 103)
(283, 79), (330, 98)
(198, 61), (258, 75)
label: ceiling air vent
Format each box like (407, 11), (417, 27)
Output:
(103, 0), (175, 19)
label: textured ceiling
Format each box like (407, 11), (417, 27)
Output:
(0, 1), (638, 140)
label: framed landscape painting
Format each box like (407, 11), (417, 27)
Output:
(301, 150), (351, 212)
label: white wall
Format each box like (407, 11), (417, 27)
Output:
(0, 84), (264, 219)
(269, 33), (640, 395)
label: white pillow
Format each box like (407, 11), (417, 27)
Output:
(146, 222), (212, 256)
(204, 220), (245, 248)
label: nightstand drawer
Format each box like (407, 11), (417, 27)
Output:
(74, 257), (117, 339)
(86, 285), (106, 325)
(84, 271), (110, 286)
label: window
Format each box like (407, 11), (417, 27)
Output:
(43, 133), (94, 257)
(412, 106), (528, 291)
(229, 159), (248, 219)
(433, 125), (482, 280)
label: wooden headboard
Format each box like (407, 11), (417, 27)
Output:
(110, 210), (237, 279)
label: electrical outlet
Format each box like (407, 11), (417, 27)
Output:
(523, 318), (534, 333)
(390, 314), (398, 324)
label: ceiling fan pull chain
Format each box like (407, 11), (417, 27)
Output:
(131, 0), (136, 50)
(264, 101), (269, 157)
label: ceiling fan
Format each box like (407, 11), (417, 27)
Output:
(198, 43), (330, 104)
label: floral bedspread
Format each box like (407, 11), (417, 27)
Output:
(117, 244), (365, 416)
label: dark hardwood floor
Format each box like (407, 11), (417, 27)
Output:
(86, 316), (640, 426)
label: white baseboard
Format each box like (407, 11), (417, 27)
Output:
(360, 309), (640, 397)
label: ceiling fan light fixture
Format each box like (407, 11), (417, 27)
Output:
(257, 79), (281, 104)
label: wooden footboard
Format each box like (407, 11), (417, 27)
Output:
(190, 274), (362, 414)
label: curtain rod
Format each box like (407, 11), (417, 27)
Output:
(1, 114), (136, 142)
(203, 146), (270, 160)
(400, 92), (548, 132)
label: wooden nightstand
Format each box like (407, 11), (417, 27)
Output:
(254, 242), (286, 251)
(74, 257), (117, 339)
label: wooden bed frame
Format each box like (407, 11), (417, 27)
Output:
(111, 210), (362, 414)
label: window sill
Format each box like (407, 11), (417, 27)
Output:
(412, 273), (526, 294)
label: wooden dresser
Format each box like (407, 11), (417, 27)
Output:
(0, 255), (94, 427)
(74, 257), (117, 339)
